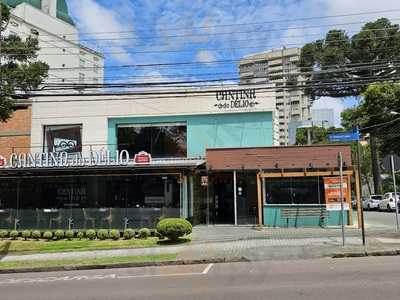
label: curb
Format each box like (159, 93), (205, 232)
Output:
(332, 249), (400, 258)
(0, 257), (249, 274)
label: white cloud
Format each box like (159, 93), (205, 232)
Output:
(196, 50), (216, 63)
(68, 0), (136, 63)
(311, 96), (346, 127)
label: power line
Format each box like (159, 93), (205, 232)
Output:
(4, 21), (400, 57)
(6, 25), (399, 51)
(6, 17), (400, 46)
(14, 75), (400, 99)
(11, 8), (400, 38)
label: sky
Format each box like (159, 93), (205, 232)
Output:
(66, 0), (400, 126)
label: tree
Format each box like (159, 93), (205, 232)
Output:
(0, 3), (49, 121)
(341, 82), (400, 156)
(299, 18), (400, 100)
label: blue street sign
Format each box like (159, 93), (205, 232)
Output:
(328, 127), (360, 142)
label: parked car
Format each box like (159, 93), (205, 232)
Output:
(378, 192), (400, 212)
(362, 195), (383, 210)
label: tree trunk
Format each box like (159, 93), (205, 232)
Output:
(370, 134), (382, 194)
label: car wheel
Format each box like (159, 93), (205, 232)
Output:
(387, 204), (391, 212)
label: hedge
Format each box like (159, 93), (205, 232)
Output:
(156, 218), (192, 241)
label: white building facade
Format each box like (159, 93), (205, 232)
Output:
(239, 47), (311, 145)
(3, 0), (104, 85)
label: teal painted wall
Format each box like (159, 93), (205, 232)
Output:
(263, 205), (349, 227)
(108, 112), (273, 157)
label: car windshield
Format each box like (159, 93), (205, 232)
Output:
(371, 196), (382, 200)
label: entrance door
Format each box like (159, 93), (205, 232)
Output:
(213, 174), (234, 224)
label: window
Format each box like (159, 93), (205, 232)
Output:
(43, 124), (82, 153)
(117, 123), (187, 158)
(30, 29), (39, 35)
(79, 59), (85, 68)
(93, 64), (99, 73)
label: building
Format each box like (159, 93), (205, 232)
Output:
(0, 103), (32, 159)
(3, 0), (104, 85)
(239, 47), (312, 146)
(311, 108), (335, 128)
(0, 85), (280, 229)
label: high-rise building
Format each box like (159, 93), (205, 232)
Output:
(239, 47), (311, 145)
(3, 0), (104, 85)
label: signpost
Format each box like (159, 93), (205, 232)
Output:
(327, 127), (366, 246)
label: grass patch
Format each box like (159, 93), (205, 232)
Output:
(0, 253), (177, 270)
(0, 237), (185, 255)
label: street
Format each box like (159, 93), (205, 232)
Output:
(1, 256), (400, 300)
(364, 210), (400, 229)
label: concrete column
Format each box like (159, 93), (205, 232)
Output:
(233, 171), (238, 226)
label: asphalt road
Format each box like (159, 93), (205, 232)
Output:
(363, 210), (400, 229)
(1, 257), (400, 300)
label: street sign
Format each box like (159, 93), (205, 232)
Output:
(328, 128), (360, 142)
(383, 154), (400, 172)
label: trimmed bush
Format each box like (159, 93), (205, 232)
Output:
(86, 229), (96, 240)
(123, 228), (135, 240)
(97, 229), (109, 240)
(65, 230), (74, 240)
(109, 229), (120, 240)
(156, 218), (192, 242)
(138, 228), (151, 239)
(0, 230), (8, 239)
(43, 231), (53, 241)
(32, 230), (41, 240)
(77, 231), (85, 240)
(54, 230), (65, 240)
(21, 230), (31, 240)
(9, 230), (19, 240)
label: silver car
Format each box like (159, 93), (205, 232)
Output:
(362, 195), (383, 210)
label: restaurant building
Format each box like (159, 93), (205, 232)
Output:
(0, 86), (279, 229)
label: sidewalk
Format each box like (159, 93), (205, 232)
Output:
(2, 226), (400, 263)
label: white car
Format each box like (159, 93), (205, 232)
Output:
(378, 192), (400, 212)
(363, 195), (383, 210)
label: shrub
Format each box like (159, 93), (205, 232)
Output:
(54, 230), (65, 240)
(32, 230), (41, 240)
(138, 228), (150, 239)
(0, 230), (8, 239)
(77, 231), (85, 240)
(123, 228), (135, 240)
(65, 230), (74, 240)
(97, 229), (109, 240)
(156, 218), (192, 242)
(43, 231), (53, 241)
(21, 230), (31, 240)
(109, 229), (120, 240)
(9, 230), (19, 240)
(86, 229), (96, 240)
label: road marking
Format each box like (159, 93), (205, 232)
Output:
(202, 263), (214, 274)
(0, 264), (213, 285)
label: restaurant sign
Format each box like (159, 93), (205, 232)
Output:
(215, 89), (259, 110)
(323, 177), (350, 211)
(0, 150), (151, 169)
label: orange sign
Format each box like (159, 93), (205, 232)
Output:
(323, 177), (349, 211)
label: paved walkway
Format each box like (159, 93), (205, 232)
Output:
(2, 226), (400, 263)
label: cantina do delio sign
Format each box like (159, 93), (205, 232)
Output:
(0, 150), (150, 169)
(215, 89), (259, 109)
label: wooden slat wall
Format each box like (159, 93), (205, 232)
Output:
(206, 145), (352, 170)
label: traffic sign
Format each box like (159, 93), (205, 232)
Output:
(328, 128), (360, 142)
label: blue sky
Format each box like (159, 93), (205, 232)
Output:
(66, 0), (400, 126)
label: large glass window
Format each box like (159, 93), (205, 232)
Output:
(265, 177), (324, 205)
(117, 123), (187, 158)
(44, 124), (82, 153)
